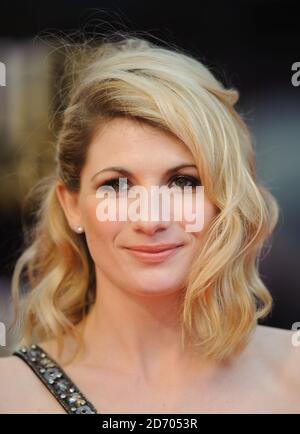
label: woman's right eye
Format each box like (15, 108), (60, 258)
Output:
(97, 178), (130, 193)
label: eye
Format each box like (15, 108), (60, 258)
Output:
(169, 175), (201, 190)
(96, 175), (201, 193)
(97, 177), (130, 193)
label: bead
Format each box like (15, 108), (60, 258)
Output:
(28, 349), (38, 358)
(68, 392), (82, 406)
(40, 358), (55, 368)
(55, 380), (69, 393)
(44, 367), (61, 383)
(76, 405), (95, 414)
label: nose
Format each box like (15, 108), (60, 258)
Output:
(131, 218), (171, 236)
(128, 183), (173, 235)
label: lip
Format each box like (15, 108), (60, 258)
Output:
(126, 243), (183, 253)
(124, 244), (184, 263)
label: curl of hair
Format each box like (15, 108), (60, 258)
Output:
(11, 33), (279, 362)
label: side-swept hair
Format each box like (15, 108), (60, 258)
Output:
(11, 34), (279, 362)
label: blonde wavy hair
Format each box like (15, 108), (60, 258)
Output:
(11, 34), (279, 362)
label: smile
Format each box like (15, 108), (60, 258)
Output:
(124, 245), (183, 263)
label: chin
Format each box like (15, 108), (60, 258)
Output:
(127, 282), (184, 297)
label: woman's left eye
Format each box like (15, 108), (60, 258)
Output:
(169, 176), (201, 189)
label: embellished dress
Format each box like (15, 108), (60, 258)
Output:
(13, 344), (98, 414)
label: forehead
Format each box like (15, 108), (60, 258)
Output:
(86, 117), (195, 167)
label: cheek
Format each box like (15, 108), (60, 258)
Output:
(204, 199), (218, 226)
(81, 196), (124, 249)
(178, 195), (217, 237)
(184, 199), (217, 262)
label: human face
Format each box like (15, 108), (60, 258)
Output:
(58, 117), (218, 297)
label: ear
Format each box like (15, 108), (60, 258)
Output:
(55, 181), (83, 232)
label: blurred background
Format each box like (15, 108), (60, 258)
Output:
(0, 0), (299, 355)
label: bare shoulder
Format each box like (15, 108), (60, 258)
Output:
(221, 324), (299, 413)
(254, 324), (300, 366)
(0, 355), (65, 414)
(0, 355), (35, 413)
(0, 354), (32, 390)
(250, 324), (300, 392)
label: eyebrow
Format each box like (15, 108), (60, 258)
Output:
(90, 164), (198, 182)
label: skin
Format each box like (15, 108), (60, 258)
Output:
(0, 117), (299, 413)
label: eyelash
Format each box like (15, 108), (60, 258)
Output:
(96, 175), (202, 192)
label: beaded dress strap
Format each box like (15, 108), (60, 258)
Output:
(13, 344), (98, 414)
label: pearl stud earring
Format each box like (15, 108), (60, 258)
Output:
(74, 224), (84, 234)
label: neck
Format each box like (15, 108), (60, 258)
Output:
(74, 272), (217, 385)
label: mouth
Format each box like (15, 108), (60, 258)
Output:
(123, 244), (184, 263)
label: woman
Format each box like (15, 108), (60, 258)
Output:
(0, 36), (299, 414)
